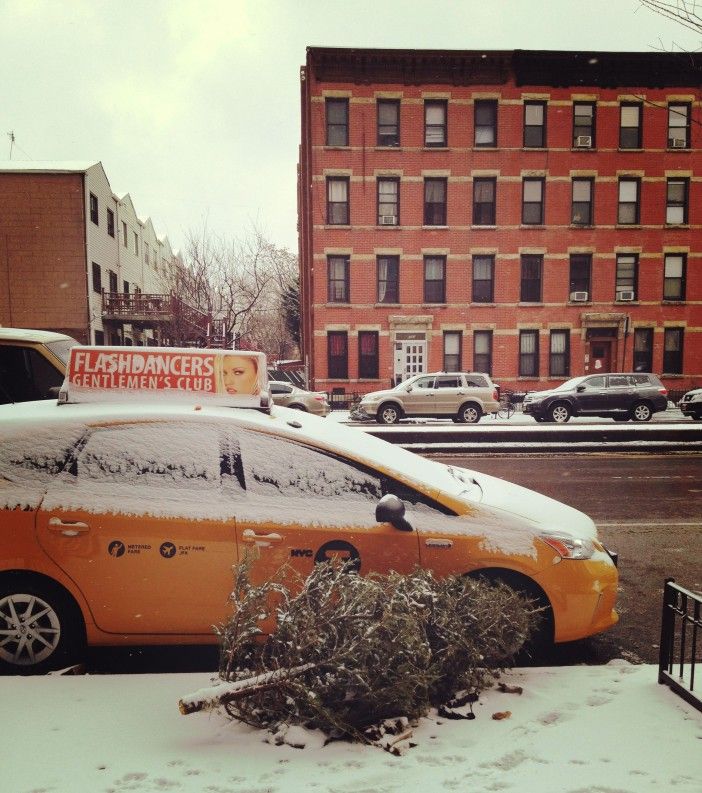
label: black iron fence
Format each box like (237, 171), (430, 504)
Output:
(658, 578), (702, 713)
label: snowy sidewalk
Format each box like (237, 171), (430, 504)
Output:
(3, 662), (700, 792)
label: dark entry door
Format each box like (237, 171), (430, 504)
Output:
(587, 339), (612, 374)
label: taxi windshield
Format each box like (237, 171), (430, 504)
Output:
(45, 337), (78, 366)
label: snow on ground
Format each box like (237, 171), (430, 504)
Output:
(3, 662), (701, 793)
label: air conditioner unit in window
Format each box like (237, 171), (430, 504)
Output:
(575, 135), (592, 148)
(570, 291), (589, 302)
(669, 138), (686, 149)
(617, 290), (635, 301)
(380, 215), (397, 225)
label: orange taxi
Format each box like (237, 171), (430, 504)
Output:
(0, 346), (618, 673)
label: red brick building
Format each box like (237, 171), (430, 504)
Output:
(298, 48), (702, 397)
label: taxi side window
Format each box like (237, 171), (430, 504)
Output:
(235, 428), (454, 518)
(0, 346), (63, 403)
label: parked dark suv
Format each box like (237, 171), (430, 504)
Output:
(522, 373), (668, 423)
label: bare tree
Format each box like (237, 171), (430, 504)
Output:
(640, 1), (702, 41)
(179, 222), (299, 356)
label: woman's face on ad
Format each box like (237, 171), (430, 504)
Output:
(221, 356), (258, 394)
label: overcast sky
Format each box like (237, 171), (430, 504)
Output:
(1, 0), (699, 254)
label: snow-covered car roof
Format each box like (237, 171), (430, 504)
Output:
(0, 327), (77, 343)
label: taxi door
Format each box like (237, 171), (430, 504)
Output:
(231, 428), (421, 632)
(35, 421), (239, 636)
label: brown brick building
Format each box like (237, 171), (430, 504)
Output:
(298, 48), (702, 397)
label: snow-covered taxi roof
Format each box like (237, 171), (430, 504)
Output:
(0, 327), (78, 343)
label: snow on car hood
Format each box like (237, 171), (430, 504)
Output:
(451, 465), (598, 540)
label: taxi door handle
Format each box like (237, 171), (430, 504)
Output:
(48, 517), (90, 537)
(242, 529), (283, 544)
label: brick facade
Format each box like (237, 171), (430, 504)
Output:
(298, 49), (702, 396)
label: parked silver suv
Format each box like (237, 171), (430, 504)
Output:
(358, 372), (499, 424)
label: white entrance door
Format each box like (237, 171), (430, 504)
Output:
(394, 340), (427, 383)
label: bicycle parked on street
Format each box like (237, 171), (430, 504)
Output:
(494, 389), (515, 419)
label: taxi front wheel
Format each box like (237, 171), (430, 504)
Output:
(0, 579), (84, 675)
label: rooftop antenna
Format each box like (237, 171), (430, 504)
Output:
(7, 130), (15, 159)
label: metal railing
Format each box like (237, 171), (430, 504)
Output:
(658, 578), (702, 713)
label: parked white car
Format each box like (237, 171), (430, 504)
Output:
(678, 387), (702, 421)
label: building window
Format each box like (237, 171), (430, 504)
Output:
(424, 256), (446, 303)
(615, 254), (638, 300)
(327, 331), (348, 379)
(123, 280), (130, 294)
(573, 102), (595, 147)
(121, 221), (128, 247)
(443, 331), (462, 371)
(666, 178), (689, 224)
(89, 193), (98, 225)
(106, 208), (115, 237)
(377, 99), (400, 146)
(358, 331), (379, 379)
(571, 178), (593, 225)
(663, 253), (686, 300)
(326, 98), (348, 146)
(424, 100), (447, 147)
(377, 178), (399, 225)
(618, 178), (640, 224)
(633, 328), (653, 372)
(91, 262), (102, 293)
(519, 330), (539, 377)
(472, 255), (494, 303)
(144, 242), (150, 264)
(327, 255), (350, 302)
(473, 330), (492, 375)
(327, 177), (349, 225)
(549, 330), (570, 378)
(424, 178), (447, 225)
(523, 101), (546, 147)
(668, 103), (690, 148)
(619, 102), (642, 149)
(133, 232), (139, 255)
(94, 329), (105, 345)
(473, 177), (496, 225)
(520, 254), (542, 302)
(474, 99), (497, 147)
(569, 254), (591, 300)
(377, 255), (399, 303)
(522, 178), (544, 224)
(663, 328), (684, 374)
(108, 270), (118, 293)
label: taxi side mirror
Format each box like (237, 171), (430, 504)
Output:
(376, 494), (413, 532)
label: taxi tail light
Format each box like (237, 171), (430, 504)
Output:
(540, 533), (595, 560)
(314, 394), (326, 402)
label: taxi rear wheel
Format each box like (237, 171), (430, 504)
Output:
(0, 578), (84, 675)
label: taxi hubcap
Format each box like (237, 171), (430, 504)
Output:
(0, 594), (61, 666)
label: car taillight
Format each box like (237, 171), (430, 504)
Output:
(314, 394), (326, 402)
(659, 387), (668, 396)
(492, 390), (498, 400)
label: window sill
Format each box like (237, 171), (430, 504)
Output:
(517, 376), (540, 381)
(522, 146), (547, 151)
(661, 299), (686, 305)
(615, 224), (641, 229)
(617, 147), (643, 152)
(422, 225), (449, 229)
(518, 302), (544, 306)
(323, 145), (351, 150)
(375, 145), (401, 150)
(570, 223), (594, 229)
(666, 147), (690, 152)
(615, 300), (639, 305)
(421, 303), (447, 308)
(470, 225), (497, 230)
(520, 224), (546, 229)
(325, 302), (351, 308)
(665, 223), (689, 229)
(324, 225), (351, 230)
(374, 303), (401, 307)
(470, 302), (496, 307)
(471, 145), (498, 151)
(571, 146), (596, 152)
(376, 224), (401, 229)
(422, 145), (449, 151)
(661, 373), (684, 378)
(568, 301), (593, 306)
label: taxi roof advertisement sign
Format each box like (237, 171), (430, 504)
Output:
(62, 347), (268, 407)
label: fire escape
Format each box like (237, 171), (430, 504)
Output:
(101, 292), (231, 349)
